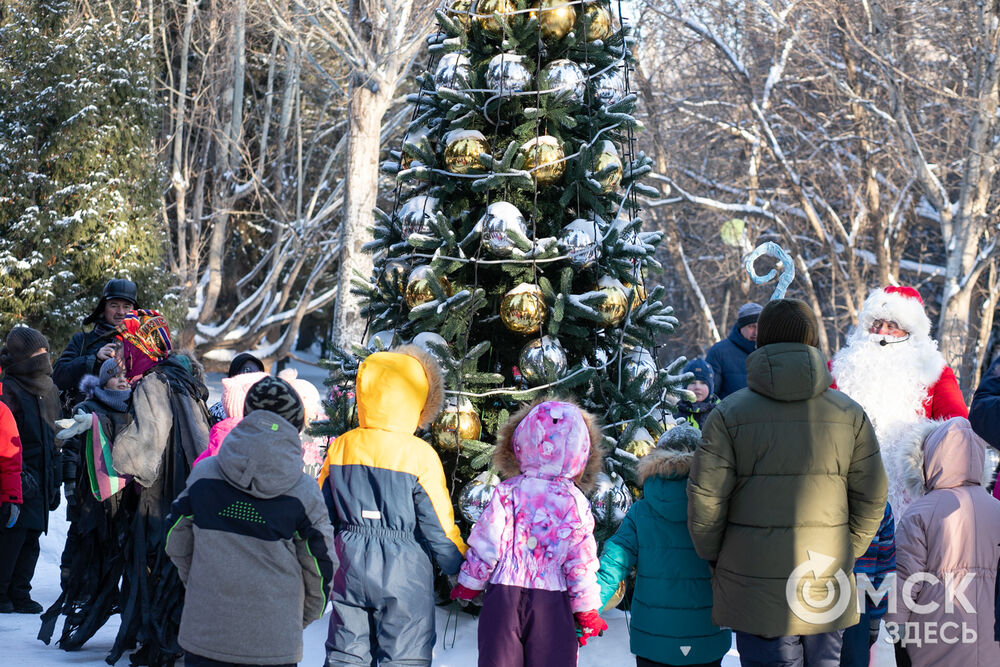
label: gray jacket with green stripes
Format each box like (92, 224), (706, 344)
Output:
(166, 409), (335, 664)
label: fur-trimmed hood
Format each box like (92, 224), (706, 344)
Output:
(894, 417), (990, 500)
(638, 447), (694, 484)
(355, 345), (444, 433)
(492, 397), (603, 494)
(79, 373), (101, 399)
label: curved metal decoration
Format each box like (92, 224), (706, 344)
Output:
(744, 242), (795, 301)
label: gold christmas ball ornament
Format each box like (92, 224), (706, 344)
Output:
(477, 0), (518, 35)
(444, 130), (490, 175)
(447, 0), (475, 29)
(595, 275), (628, 327)
(520, 135), (566, 186)
(500, 283), (548, 334)
(601, 580), (626, 612)
(582, 3), (613, 42)
(591, 140), (623, 194)
(404, 265), (452, 309)
(623, 427), (655, 459)
(622, 278), (647, 312)
(433, 397), (482, 451)
(378, 258), (409, 294)
(530, 0), (576, 42)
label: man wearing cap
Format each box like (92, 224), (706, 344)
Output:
(53, 279), (138, 404)
(688, 299), (887, 665)
(705, 302), (762, 398)
(830, 286), (967, 511)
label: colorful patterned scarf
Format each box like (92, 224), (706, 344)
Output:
(84, 413), (132, 501)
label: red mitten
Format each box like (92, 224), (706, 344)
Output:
(574, 610), (608, 646)
(449, 584), (481, 601)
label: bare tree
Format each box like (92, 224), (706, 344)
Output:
(634, 0), (1000, 389)
(299, 0), (438, 350)
(157, 0), (349, 363)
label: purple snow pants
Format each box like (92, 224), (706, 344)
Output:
(477, 583), (578, 667)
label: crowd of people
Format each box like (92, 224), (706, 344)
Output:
(1, 280), (999, 667)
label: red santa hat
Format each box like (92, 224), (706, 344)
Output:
(858, 285), (931, 340)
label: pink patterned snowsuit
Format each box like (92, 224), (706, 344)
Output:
(458, 401), (601, 667)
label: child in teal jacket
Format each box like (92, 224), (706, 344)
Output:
(596, 425), (730, 667)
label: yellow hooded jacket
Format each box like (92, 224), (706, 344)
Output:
(319, 348), (466, 584)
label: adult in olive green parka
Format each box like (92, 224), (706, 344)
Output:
(687, 299), (888, 661)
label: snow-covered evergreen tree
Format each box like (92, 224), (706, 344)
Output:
(317, 0), (688, 541)
(0, 2), (166, 349)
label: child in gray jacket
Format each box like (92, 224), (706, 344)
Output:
(166, 376), (335, 666)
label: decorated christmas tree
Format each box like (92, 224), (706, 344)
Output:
(317, 0), (688, 542)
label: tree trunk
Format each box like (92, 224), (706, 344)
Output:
(331, 78), (391, 349)
(200, 0), (246, 322)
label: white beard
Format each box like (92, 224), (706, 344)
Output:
(831, 333), (945, 444)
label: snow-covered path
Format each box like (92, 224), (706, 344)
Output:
(0, 510), (742, 666)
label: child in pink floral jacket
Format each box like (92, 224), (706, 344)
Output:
(450, 398), (607, 666)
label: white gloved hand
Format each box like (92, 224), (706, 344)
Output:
(57, 411), (93, 440)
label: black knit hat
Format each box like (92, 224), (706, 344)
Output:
(735, 302), (763, 329)
(1, 327), (49, 365)
(243, 376), (305, 432)
(756, 299), (819, 348)
(228, 352), (265, 378)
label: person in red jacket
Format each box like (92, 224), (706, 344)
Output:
(830, 285), (967, 513)
(0, 364), (23, 532)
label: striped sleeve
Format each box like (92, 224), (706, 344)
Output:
(295, 480), (336, 624)
(413, 448), (467, 573)
(165, 485), (195, 584)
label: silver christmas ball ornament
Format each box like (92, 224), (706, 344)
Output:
(398, 195), (440, 238)
(434, 52), (472, 90)
(558, 219), (601, 268)
(366, 330), (399, 352)
(485, 53), (532, 96)
(589, 472), (632, 529)
(537, 59), (586, 103)
(459, 471), (500, 524)
(479, 201), (530, 257)
(623, 347), (657, 395)
(518, 336), (568, 386)
(594, 68), (627, 106)
(411, 331), (450, 366)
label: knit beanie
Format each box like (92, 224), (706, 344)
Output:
(227, 352), (265, 378)
(682, 358), (714, 396)
(655, 424), (702, 454)
(1, 327), (49, 365)
(243, 375), (305, 432)
(735, 302), (763, 329)
(99, 357), (124, 387)
(756, 298), (819, 348)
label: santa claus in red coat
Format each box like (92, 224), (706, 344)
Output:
(830, 286), (968, 511)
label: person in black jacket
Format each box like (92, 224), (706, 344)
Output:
(39, 356), (135, 648)
(970, 353), (1000, 494)
(971, 354), (1000, 449)
(0, 327), (61, 614)
(52, 279), (138, 410)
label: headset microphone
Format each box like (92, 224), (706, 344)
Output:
(878, 334), (911, 346)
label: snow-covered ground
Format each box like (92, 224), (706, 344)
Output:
(1, 508), (741, 666)
(0, 354), (892, 665)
